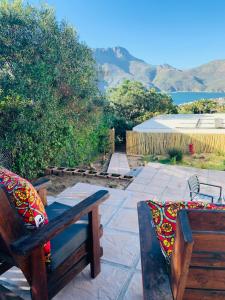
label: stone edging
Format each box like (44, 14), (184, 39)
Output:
(45, 167), (134, 181)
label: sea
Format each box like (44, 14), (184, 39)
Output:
(168, 92), (225, 105)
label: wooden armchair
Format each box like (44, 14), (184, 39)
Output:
(138, 201), (225, 300)
(0, 187), (109, 300)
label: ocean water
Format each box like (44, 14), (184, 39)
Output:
(168, 92), (225, 105)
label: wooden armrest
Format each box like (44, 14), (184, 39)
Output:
(11, 190), (109, 256)
(170, 210), (194, 299)
(32, 177), (51, 191)
(137, 201), (173, 300)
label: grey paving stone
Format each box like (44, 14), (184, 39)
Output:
(123, 272), (143, 300)
(101, 229), (140, 267)
(54, 263), (131, 300)
(121, 192), (155, 209)
(99, 204), (118, 226)
(107, 152), (130, 175)
(136, 259), (142, 271)
(108, 208), (139, 233)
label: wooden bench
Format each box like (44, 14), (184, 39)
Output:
(138, 201), (225, 300)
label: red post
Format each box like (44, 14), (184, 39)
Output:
(189, 143), (194, 155)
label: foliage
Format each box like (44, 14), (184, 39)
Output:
(106, 80), (177, 143)
(178, 99), (225, 114)
(167, 148), (183, 162)
(0, 0), (109, 178)
(144, 153), (225, 171)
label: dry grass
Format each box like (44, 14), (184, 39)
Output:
(143, 153), (225, 171)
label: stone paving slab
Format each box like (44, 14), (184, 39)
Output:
(123, 272), (142, 300)
(101, 228), (140, 267)
(107, 152), (130, 175)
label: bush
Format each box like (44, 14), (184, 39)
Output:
(106, 80), (177, 144)
(0, 0), (109, 178)
(167, 148), (183, 162)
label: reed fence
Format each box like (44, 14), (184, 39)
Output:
(126, 131), (225, 155)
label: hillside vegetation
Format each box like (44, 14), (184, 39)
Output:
(0, 0), (109, 178)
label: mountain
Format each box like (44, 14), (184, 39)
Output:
(93, 47), (225, 92)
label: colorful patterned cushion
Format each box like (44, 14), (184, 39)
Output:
(0, 167), (51, 263)
(146, 200), (225, 259)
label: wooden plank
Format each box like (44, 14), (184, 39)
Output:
(11, 190), (109, 255)
(30, 247), (48, 300)
(187, 267), (225, 290)
(187, 210), (225, 231)
(191, 252), (225, 268)
(171, 210), (194, 300)
(192, 232), (225, 252)
(37, 188), (47, 207)
(89, 207), (101, 278)
(48, 256), (89, 299)
(48, 243), (88, 285)
(183, 288), (225, 300)
(32, 178), (51, 191)
(137, 201), (173, 300)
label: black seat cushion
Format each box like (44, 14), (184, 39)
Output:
(45, 202), (89, 271)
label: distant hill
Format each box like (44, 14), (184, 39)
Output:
(93, 47), (225, 92)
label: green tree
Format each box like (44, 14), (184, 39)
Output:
(178, 99), (225, 114)
(107, 80), (176, 142)
(0, 0), (108, 178)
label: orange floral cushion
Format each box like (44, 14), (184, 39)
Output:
(0, 167), (50, 263)
(146, 200), (225, 259)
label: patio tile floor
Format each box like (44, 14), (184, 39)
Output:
(1, 163), (225, 299)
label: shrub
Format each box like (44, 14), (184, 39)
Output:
(0, 0), (109, 178)
(106, 80), (177, 144)
(167, 148), (183, 162)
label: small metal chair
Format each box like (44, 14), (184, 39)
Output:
(188, 174), (222, 203)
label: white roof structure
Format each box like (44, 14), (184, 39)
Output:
(132, 114), (225, 134)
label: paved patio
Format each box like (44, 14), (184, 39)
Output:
(1, 163), (225, 299)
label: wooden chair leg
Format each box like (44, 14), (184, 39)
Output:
(88, 207), (101, 278)
(30, 248), (48, 300)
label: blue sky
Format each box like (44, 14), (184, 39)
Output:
(28, 0), (225, 69)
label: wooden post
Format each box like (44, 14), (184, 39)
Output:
(88, 207), (101, 278)
(37, 188), (47, 207)
(30, 248), (48, 300)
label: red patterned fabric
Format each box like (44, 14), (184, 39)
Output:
(0, 167), (51, 263)
(146, 200), (225, 259)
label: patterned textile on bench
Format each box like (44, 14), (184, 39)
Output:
(146, 200), (225, 259)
